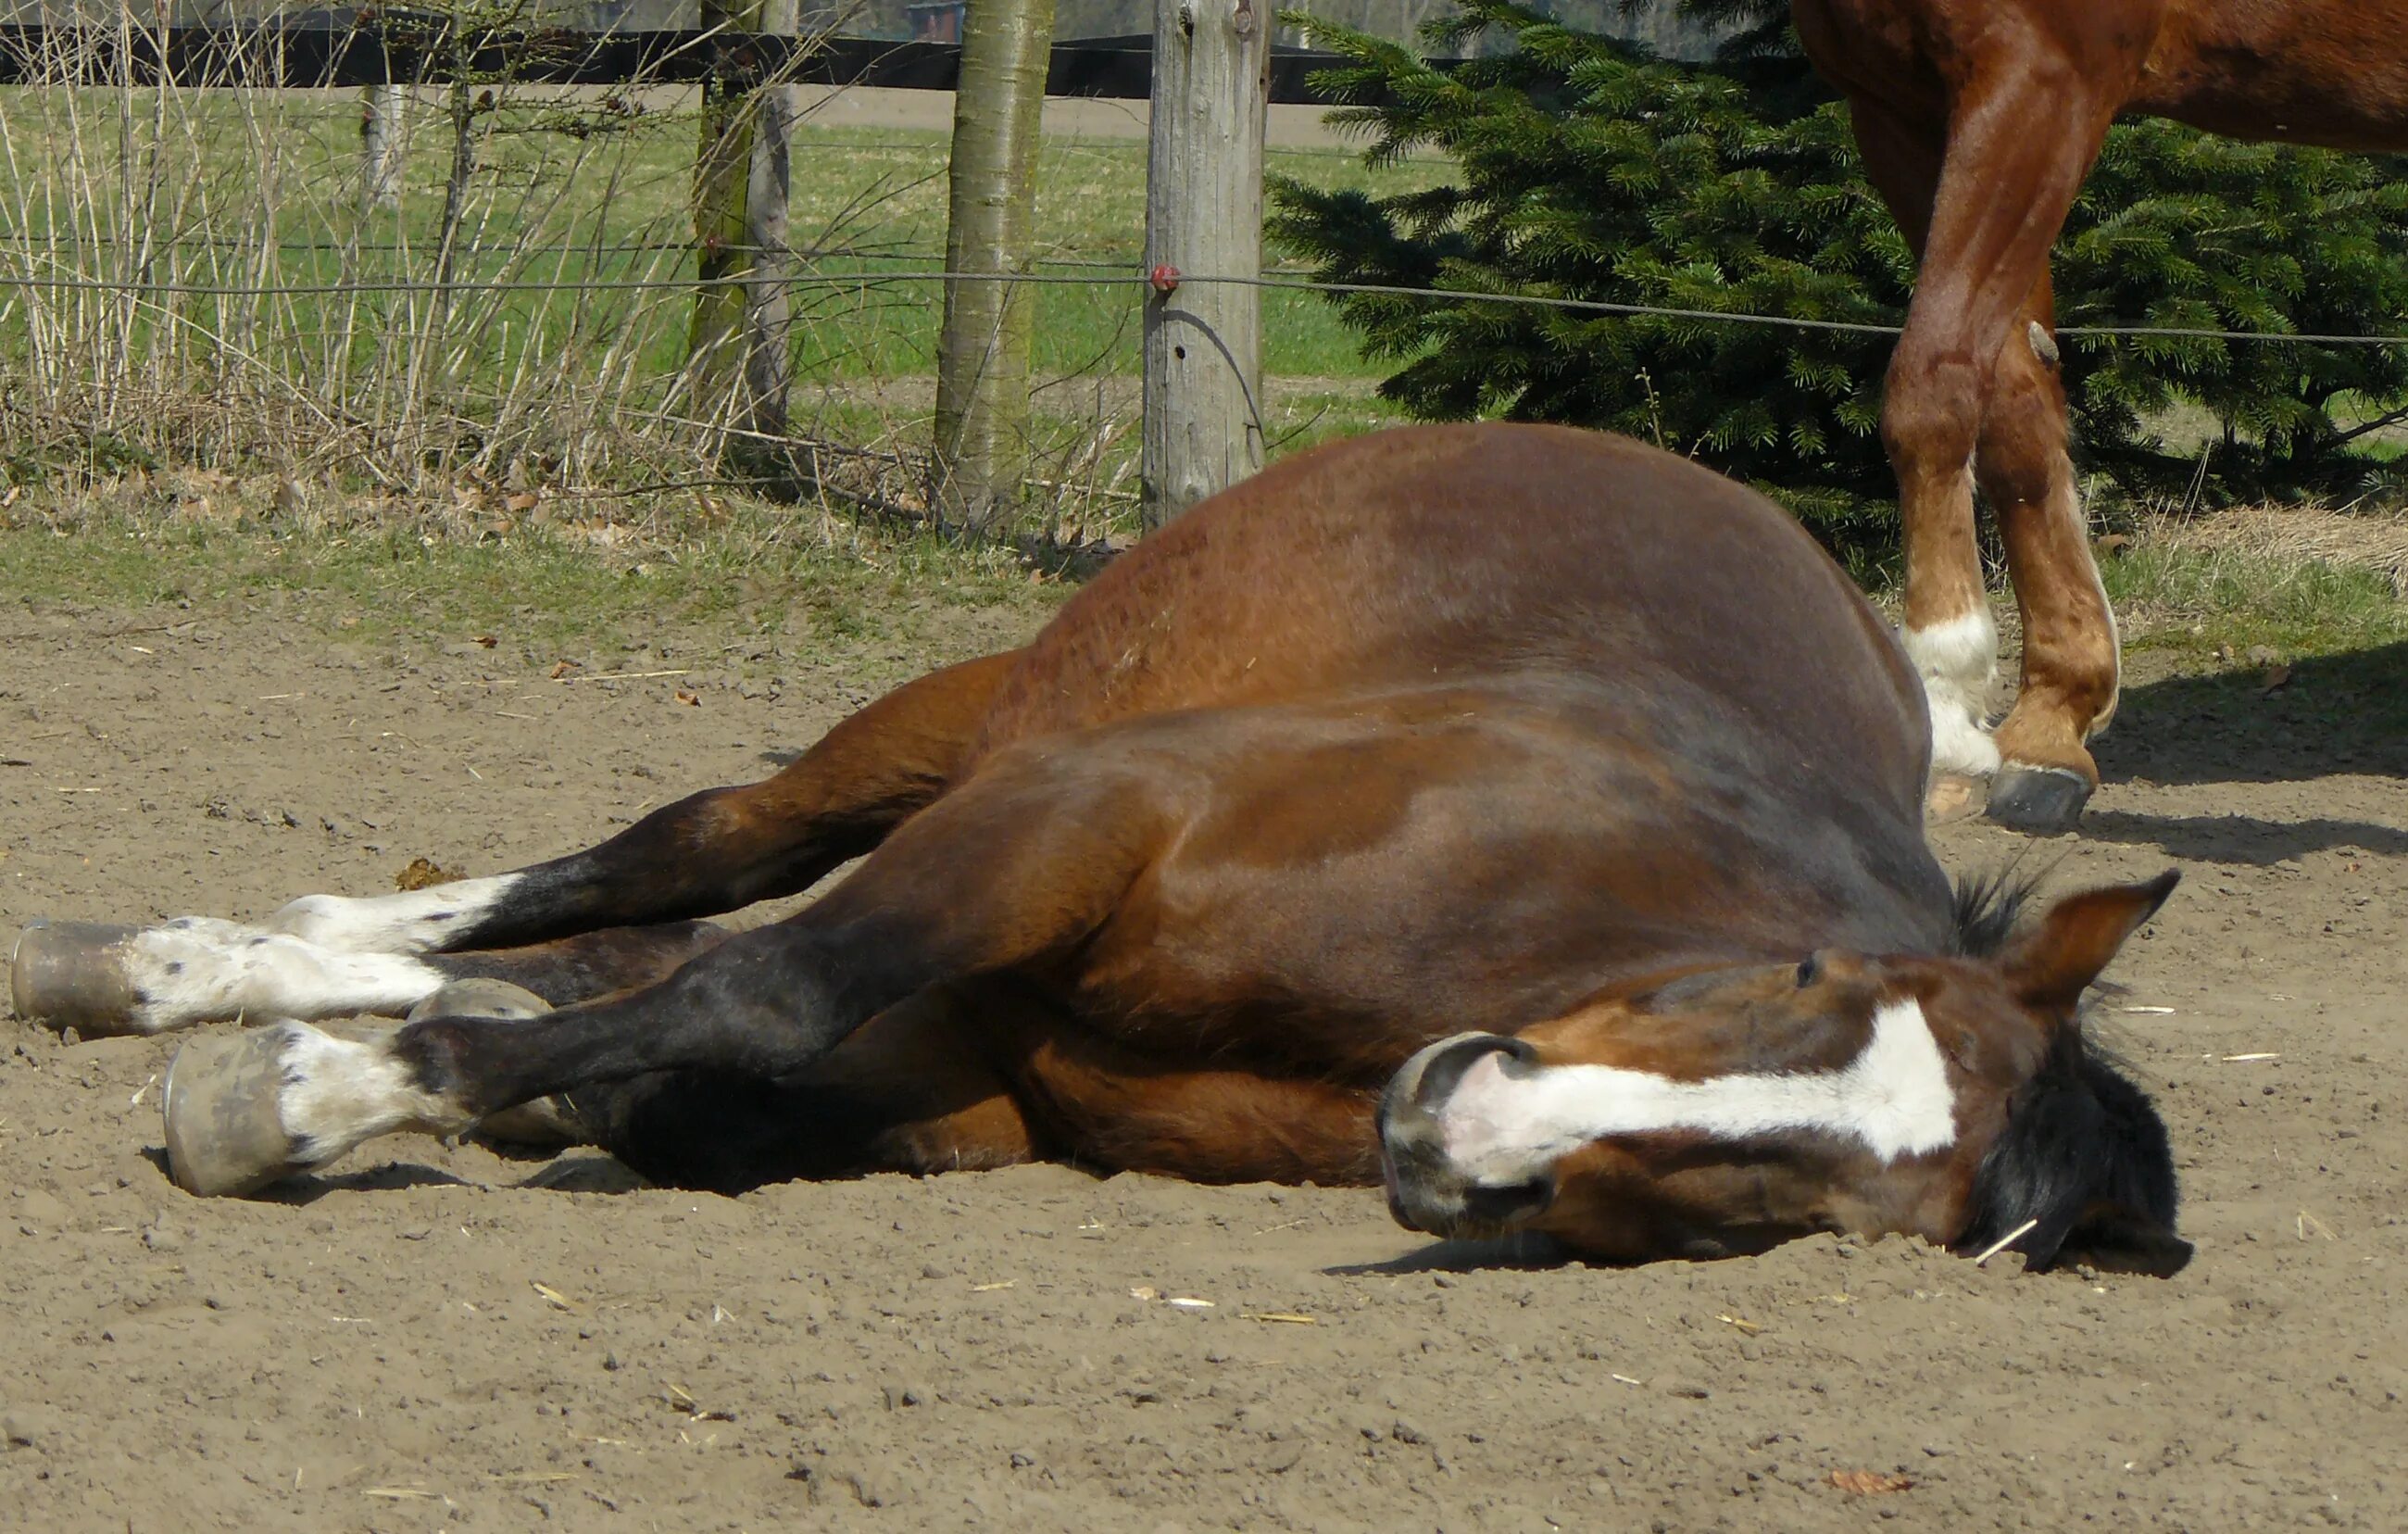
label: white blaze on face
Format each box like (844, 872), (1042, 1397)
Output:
(1436, 999), (1959, 1187)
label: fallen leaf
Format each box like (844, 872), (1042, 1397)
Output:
(532, 1281), (576, 1311)
(1128, 1286), (1160, 1301)
(395, 856), (461, 891)
(473, 634), (498, 649)
(504, 491), (541, 513)
(1828, 1470), (1913, 1495)
(2260, 662), (2293, 694)
(673, 688), (701, 707)
(1715, 1314), (1764, 1334)
(549, 660), (579, 679)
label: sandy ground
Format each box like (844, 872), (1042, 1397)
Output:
(1, 592), (2404, 1532)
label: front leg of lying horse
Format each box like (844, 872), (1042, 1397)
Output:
(157, 741), (1174, 1196)
(9, 650), (1022, 1035)
(163, 916), (925, 1195)
(10, 914), (730, 1037)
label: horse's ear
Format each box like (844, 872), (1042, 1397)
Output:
(1999, 871), (2180, 1013)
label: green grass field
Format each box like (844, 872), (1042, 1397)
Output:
(1, 82), (2402, 673)
(0, 88), (1433, 487)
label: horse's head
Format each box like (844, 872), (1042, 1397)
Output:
(1378, 872), (2191, 1275)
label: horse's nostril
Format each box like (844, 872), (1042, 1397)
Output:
(1461, 1173), (1554, 1226)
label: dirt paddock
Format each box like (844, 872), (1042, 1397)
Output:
(0, 597), (2402, 1531)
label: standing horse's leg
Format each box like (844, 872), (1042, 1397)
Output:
(1828, 93), (2000, 818)
(1833, 24), (2144, 829)
(12, 651), (1017, 1035)
(1975, 276), (2122, 832)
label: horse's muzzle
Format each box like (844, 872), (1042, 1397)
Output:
(1378, 1031), (1557, 1239)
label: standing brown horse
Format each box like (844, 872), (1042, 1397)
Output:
(1796, 0), (2404, 831)
(11, 425), (2187, 1272)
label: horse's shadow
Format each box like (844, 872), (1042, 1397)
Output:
(1325, 1231), (1574, 1276)
(141, 1147), (650, 1201)
(2083, 641), (2408, 863)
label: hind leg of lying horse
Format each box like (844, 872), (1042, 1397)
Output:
(566, 976), (1378, 1194)
(9, 651), (1019, 1036)
(162, 741), (1178, 1191)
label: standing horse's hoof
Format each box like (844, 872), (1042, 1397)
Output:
(9, 920), (143, 1034)
(1985, 765), (2092, 834)
(408, 980), (585, 1150)
(161, 1026), (309, 1198)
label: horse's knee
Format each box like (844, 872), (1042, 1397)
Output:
(1975, 332), (2071, 511)
(1881, 345), (1987, 484)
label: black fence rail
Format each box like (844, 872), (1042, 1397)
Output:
(0, 22), (1374, 100)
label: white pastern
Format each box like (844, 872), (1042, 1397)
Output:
(266, 873), (524, 954)
(1900, 609), (2002, 779)
(1438, 1000), (1958, 1186)
(127, 917), (446, 1033)
(272, 1022), (470, 1165)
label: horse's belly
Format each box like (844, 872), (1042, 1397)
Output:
(1048, 694), (1795, 1077)
(2142, 7), (2408, 150)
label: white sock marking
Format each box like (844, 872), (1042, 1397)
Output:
(126, 919), (447, 1033)
(266, 873), (523, 954)
(272, 1022), (470, 1164)
(1900, 609), (2001, 779)
(1437, 999), (1958, 1186)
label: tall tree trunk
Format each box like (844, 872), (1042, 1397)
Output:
(931, 0), (1057, 534)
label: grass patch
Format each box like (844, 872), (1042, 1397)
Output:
(2104, 540), (2408, 662)
(0, 490), (1067, 663)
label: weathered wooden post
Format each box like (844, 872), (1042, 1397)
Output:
(690, 0), (799, 493)
(360, 83), (407, 214)
(931, 0), (1058, 534)
(1141, 0), (1267, 529)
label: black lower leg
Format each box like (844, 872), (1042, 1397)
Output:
(394, 917), (929, 1117)
(434, 922), (734, 1007)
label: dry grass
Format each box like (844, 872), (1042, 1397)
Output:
(2135, 502), (2408, 599)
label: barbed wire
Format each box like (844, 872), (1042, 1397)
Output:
(2, 259), (2404, 348)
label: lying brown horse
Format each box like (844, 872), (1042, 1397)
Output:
(9, 424), (2187, 1271)
(1797, 0), (2401, 831)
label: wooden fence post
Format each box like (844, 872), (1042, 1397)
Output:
(690, 0), (799, 494)
(1141, 0), (1267, 529)
(932, 0), (1058, 534)
(360, 83), (406, 214)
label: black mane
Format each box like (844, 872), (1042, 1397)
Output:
(1952, 1025), (2190, 1276)
(1947, 867), (2039, 959)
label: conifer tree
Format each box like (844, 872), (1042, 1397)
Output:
(1269, 0), (2408, 540)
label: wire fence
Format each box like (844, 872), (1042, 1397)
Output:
(6, 258), (2408, 347)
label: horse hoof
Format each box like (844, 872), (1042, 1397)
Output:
(406, 981), (584, 1149)
(9, 920), (143, 1034)
(162, 1025), (308, 1198)
(1923, 773), (1988, 825)
(405, 977), (552, 1024)
(1985, 765), (2092, 834)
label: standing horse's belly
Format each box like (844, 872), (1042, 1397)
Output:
(2138, 8), (2408, 149)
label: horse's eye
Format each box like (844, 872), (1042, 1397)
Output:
(1795, 953), (1822, 987)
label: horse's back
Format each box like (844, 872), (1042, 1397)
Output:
(972, 424), (1927, 819)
